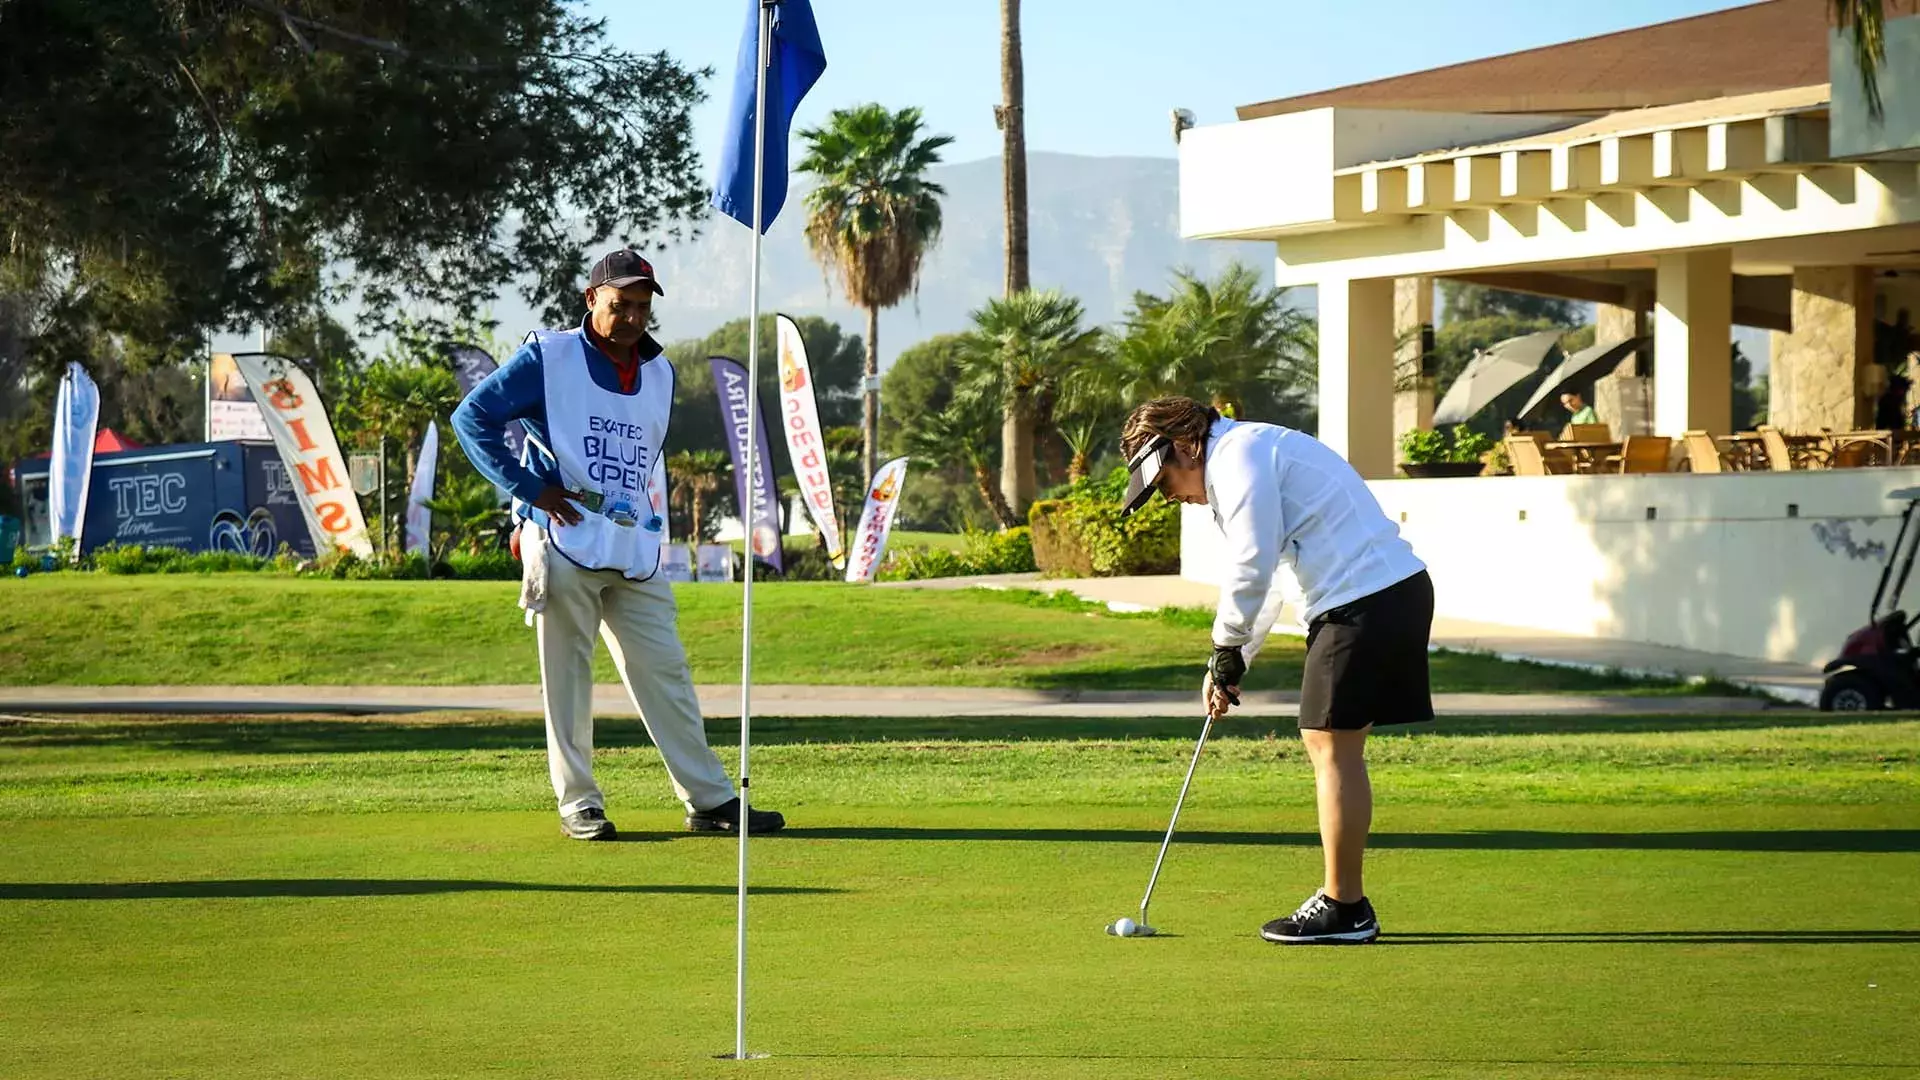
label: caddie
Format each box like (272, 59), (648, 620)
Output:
(1120, 395), (1432, 944)
(451, 247), (785, 842)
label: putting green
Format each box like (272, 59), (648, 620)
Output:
(0, 714), (1915, 1078)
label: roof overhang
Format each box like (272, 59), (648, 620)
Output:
(1180, 84), (1920, 287)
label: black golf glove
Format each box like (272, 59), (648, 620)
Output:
(1208, 645), (1246, 705)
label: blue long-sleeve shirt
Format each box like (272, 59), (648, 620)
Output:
(450, 315), (668, 528)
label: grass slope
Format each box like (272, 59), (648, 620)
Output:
(1, 576), (1712, 695)
(0, 712), (1915, 1078)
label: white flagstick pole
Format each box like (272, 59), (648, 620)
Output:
(735, 0), (774, 1062)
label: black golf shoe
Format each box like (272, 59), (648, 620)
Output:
(686, 797), (786, 834)
(1260, 891), (1379, 944)
(561, 807), (616, 841)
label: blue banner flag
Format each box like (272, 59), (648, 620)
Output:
(712, 0), (827, 232)
(710, 356), (786, 573)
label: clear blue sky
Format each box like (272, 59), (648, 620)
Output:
(590, 0), (1760, 166)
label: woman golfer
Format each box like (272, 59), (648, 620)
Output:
(1121, 396), (1433, 944)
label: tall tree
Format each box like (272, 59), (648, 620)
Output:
(796, 105), (955, 484)
(0, 0), (707, 454)
(963, 290), (1098, 519)
(666, 449), (730, 543)
(997, 0), (1029, 296)
(900, 383), (1016, 529)
(1439, 282), (1582, 326)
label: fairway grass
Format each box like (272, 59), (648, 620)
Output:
(1, 576), (1729, 696)
(1, 712), (1915, 1078)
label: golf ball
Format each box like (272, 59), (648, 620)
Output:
(1113, 917), (1137, 936)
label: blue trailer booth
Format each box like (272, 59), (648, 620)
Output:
(12, 441), (316, 557)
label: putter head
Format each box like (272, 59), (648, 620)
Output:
(1105, 919), (1159, 938)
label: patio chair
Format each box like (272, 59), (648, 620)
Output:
(1756, 426), (1796, 471)
(1505, 435), (1557, 476)
(1617, 435), (1672, 474)
(1682, 430), (1724, 473)
(1566, 423), (1614, 443)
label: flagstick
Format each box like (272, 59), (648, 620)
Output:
(734, 0), (775, 1063)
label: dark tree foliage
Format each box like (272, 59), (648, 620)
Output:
(0, 0), (708, 490)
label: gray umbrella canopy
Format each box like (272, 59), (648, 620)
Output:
(1431, 330), (1563, 426)
(1517, 336), (1650, 420)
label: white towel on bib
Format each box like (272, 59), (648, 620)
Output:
(518, 521), (548, 627)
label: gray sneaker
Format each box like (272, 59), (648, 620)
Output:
(561, 807), (616, 841)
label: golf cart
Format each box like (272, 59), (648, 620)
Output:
(1820, 486), (1920, 711)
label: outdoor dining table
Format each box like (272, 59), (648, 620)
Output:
(1544, 440), (1623, 474)
(1828, 429), (1894, 467)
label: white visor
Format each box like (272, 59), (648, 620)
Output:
(1122, 436), (1172, 515)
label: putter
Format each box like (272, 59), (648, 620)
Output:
(1107, 706), (1218, 938)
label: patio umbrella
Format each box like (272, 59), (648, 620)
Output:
(1517, 336), (1650, 420)
(1431, 330), (1564, 426)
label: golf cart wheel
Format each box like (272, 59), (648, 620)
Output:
(1820, 671), (1886, 712)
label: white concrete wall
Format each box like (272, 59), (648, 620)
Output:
(1831, 17), (1920, 161)
(1181, 111), (1337, 238)
(1179, 109), (1581, 239)
(1181, 469), (1920, 665)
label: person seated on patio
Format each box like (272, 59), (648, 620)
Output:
(1559, 390), (1599, 427)
(1875, 374), (1910, 431)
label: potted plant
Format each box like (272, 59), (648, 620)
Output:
(1399, 426), (1492, 478)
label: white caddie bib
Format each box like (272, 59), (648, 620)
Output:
(532, 328), (672, 580)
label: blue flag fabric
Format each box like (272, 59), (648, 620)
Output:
(710, 356), (786, 573)
(712, 0), (827, 233)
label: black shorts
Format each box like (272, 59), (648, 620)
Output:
(1298, 571), (1435, 731)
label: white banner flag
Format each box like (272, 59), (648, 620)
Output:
(777, 314), (844, 567)
(405, 421), (439, 556)
(231, 353), (374, 557)
(49, 362), (100, 548)
(844, 457), (910, 583)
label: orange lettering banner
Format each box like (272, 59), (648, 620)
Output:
(231, 353), (374, 557)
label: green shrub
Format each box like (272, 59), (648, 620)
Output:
(91, 544), (279, 575)
(1028, 466), (1180, 578)
(877, 527), (1036, 582)
(1399, 425), (1494, 465)
(309, 550), (430, 580)
(959, 526), (1034, 574)
(442, 549), (521, 580)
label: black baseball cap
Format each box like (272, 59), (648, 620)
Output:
(587, 248), (665, 295)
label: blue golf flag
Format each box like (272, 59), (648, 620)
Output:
(712, 0), (827, 233)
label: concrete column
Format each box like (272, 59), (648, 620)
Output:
(1392, 277), (1435, 463)
(1654, 249), (1734, 435)
(1319, 276), (1397, 478)
(1769, 266), (1874, 432)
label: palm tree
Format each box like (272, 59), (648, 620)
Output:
(997, 0), (1028, 296)
(1834, 0), (1900, 121)
(423, 472), (509, 556)
(353, 359), (460, 551)
(797, 105), (955, 483)
(665, 449), (729, 543)
(1099, 264), (1317, 428)
(961, 290), (1098, 520)
(901, 383), (1017, 528)
(1053, 371), (1118, 484)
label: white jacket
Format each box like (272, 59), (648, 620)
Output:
(1205, 417), (1425, 648)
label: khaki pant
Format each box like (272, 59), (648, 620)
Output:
(530, 527), (735, 816)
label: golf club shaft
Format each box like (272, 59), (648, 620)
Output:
(1138, 711), (1216, 925)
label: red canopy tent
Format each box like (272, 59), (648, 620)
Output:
(29, 428), (142, 458)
